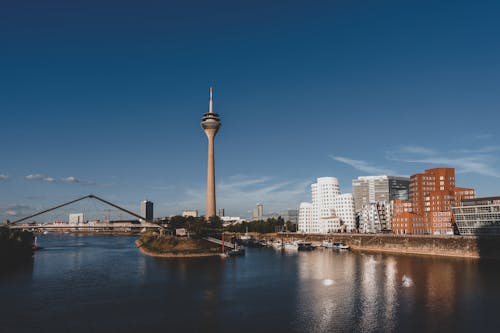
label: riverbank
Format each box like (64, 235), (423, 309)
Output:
(257, 233), (500, 260)
(136, 235), (221, 258)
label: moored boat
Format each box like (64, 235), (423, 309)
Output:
(332, 242), (350, 250)
(298, 242), (315, 251)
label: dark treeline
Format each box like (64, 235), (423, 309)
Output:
(158, 216), (296, 236)
(225, 217), (295, 233)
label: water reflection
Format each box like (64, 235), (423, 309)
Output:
(2, 234), (498, 333)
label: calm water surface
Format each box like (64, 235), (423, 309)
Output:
(1, 234), (499, 333)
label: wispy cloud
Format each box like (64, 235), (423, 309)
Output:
(61, 176), (96, 185)
(475, 133), (493, 140)
(24, 174), (57, 183)
(161, 175), (309, 217)
(451, 146), (500, 154)
(0, 174), (8, 181)
(0, 204), (34, 221)
(330, 156), (396, 175)
(387, 145), (500, 178)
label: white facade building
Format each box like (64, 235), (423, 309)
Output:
(359, 202), (391, 233)
(182, 210), (198, 218)
(69, 213), (84, 225)
(298, 177), (356, 233)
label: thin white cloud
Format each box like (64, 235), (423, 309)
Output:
(62, 176), (79, 183)
(24, 174), (57, 183)
(25, 174), (46, 180)
(397, 146), (437, 155)
(0, 174), (8, 181)
(388, 145), (500, 178)
(61, 176), (96, 185)
(331, 156), (396, 175)
(6, 210), (17, 216)
(452, 146), (500, 154)
(475, 133), (493, 140)
(162, 175), (309, 217)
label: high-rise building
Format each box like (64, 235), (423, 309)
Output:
(218, 208), (225, 217)
(359, 202), (391, 233)
(452, 196), (500, 236)
(298, 177), (356, 233)
(252, 203), (264, 221)
(201, 87), (221, 220)
(352, 175), (410, 213)
(392, 168), (475, 235)
(140, 200), (153, 222)
(69, 213), (84, 225)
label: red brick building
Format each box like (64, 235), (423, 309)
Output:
(392, 168), (475, 235)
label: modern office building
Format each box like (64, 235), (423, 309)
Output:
(201, 86), (221, 220)
(392, 168), (475, 235)
(298, 177), (356, 233)
(452, 197), (500, 236)
(140, 200), (153, 222)
(359, 201), (391, 233)
(252, 203), (264, 221)
(352, 175), (410, 213)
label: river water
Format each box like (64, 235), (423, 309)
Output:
(1, 234), (499, 333)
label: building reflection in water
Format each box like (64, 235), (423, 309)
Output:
(294, 250), (357, 332)
(293, 249), (479, 332)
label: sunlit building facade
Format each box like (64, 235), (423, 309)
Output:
(298, 177), (356, 233)
(392, 168), (475, 235)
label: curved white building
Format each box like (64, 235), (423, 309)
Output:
(298, 177), (356, 233)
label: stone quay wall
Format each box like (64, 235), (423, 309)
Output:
(256, 233), (500, 260)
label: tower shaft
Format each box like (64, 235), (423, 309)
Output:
(201, 87), (221, 221)
(205, 130), (216, 219)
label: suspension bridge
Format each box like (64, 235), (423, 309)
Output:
(5, 194), (164, 231)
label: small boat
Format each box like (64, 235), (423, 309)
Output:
(298, 242), (315, 251)
(332, 242), (350, 250)
(228, 247), (246, 256)
(272, 240), (283, 249)
(284, 241), (299, 250)
(322, 240), (334, 248)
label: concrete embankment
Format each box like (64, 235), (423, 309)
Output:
(259, 233), (500, 260)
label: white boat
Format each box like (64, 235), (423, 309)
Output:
(284, 241), (299, 250)
(322, 240), (334, 248)
(332, 242), (350, 250)
(272, 240), (283, 249)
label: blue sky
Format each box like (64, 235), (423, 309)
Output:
(1, 0), (499, 221)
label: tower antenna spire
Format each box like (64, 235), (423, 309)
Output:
(209, 86), (213, 113)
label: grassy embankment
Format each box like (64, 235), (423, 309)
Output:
(136, 234), (220, 257)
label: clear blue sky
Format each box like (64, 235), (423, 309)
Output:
(1, 0), (499, 221)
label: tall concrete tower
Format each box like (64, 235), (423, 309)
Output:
(201, 87), (221, 220)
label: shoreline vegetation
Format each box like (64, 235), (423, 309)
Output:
(136, 235), (221, 258)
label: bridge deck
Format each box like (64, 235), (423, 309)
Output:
(204, 236), (236, 249)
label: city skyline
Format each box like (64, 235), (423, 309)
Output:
(1, 0), (500, 221)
